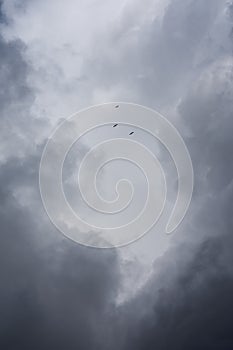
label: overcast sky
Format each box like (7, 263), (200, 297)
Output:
(0, 0), (233, 349)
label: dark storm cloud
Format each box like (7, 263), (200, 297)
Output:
(1, 0), (233, 349)
(110, 2), (233, 349)
(0, 33), (47, 162)
(0, 152), (120, 350)
(121, 234), (233, 350)
(112, 60), (233, 348)
(0, 18), (120, 350)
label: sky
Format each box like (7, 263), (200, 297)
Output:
(0, 0), (233, 349)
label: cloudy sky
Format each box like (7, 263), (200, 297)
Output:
(0, 0), (233, 349)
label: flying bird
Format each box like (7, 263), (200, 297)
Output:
(112, 123), (135, 135)
(115, 105), (119, 108)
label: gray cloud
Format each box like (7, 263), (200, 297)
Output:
(0, 152), (120, 350)
(113, 1), (233, 349)
(0, 0), (233, 349)
(0, 11), (120, 350)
